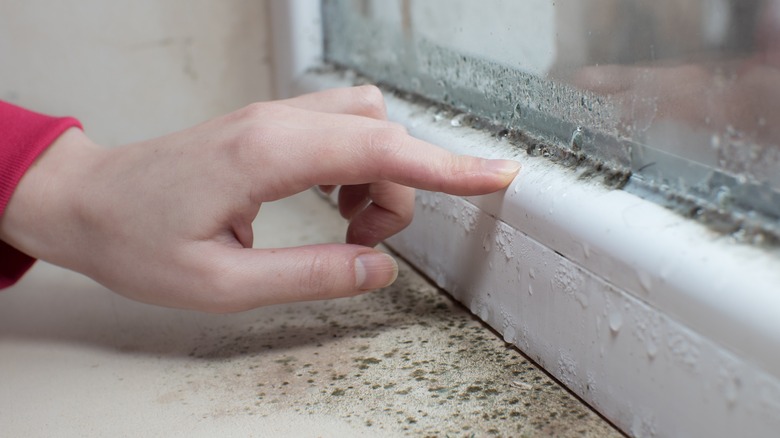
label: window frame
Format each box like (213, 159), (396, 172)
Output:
(271, 2), (780, 436)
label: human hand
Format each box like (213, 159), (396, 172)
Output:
(0, 86), (519, 312)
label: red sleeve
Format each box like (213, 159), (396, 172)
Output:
(0, 101), (82, 288)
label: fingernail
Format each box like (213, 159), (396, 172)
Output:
(484, 159), (521, 175)
(355, 252), (399, 291)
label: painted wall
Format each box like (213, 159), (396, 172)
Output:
(0, 0), (274, 146)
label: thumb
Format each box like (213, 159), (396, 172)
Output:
(210, 244), (399, 311)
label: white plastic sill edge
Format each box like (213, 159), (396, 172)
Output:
(295, 71), (780, 437)
(272, 1), (780, 436)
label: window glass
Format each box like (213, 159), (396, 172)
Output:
(323, 0), (780, 243)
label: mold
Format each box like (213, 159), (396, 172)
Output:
(173, 252), (620, 437)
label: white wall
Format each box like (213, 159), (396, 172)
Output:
(0, 0), (274, 146)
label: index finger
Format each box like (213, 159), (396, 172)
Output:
(256, 110), (520, 198)
(279, 85), (388, 120)
(365, 133), (521, 196)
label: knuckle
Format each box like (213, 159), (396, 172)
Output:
(356, 84), (383, 101)
(384, 206), (415, 236)
(222, 136), (257, 179)
(223, 108), (287, 173)
(366, 124), (407, 154)
(447, 154), (471, 177)
(397, 204), (415, 228)
(234, 101), (273, 121)
(353, 85), (387, 118)
(297, 253), (337, 298)
(386, 121), (408, 135)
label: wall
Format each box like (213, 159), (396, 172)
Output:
(0, 0), (274, 146)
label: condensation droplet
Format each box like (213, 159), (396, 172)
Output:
(528, 284), (534, 296)
(638, 271), (653, 293)
(646, 338), (659, 359)
(582, 243), (591, 258)
(724, 376), (740, 407)
(513, 102), (523, 118)
(660, 262), (674, 282)
(529, 267), (536, 279)
(609, 311), (623, 333)
(435, 272), (446, 288)
(570, 126), (584, 151)
(576, 292), (589, 309)
(450, 113), (465, 127)
(503, 326), (517, 344)
(711, 134), (721, 150)
(715, 186), (732, 208)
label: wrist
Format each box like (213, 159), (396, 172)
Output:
(0, 128), (104, 267)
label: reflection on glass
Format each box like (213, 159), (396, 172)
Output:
(323, 0), (780, 241)
(557, 0), (779, 179)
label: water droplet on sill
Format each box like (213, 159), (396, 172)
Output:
(503, 326), (517, 344)
(724, 376), (740, 407)
(450, 114), (466, 127)
(638, 271), (653, 293)
(570, 126), (584, 151)
(513, 102), (523, 118)
(608, 311), (623, 333)
(710, 134), (721, 150)
(715, 186), (732, 208)
(646, 339), (658, 359)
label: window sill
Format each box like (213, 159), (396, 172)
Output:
(295, 70), (780, 437)
(271, 1), (780, 434)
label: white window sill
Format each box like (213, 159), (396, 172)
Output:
(298, 68), (780, 438)
(272, 2), (780, 435)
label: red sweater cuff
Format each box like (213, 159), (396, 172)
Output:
(0, 100), (82, 288)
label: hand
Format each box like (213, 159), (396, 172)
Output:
(0, 86), (520, 312)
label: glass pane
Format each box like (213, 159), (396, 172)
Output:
(323, 0), (780, 243)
